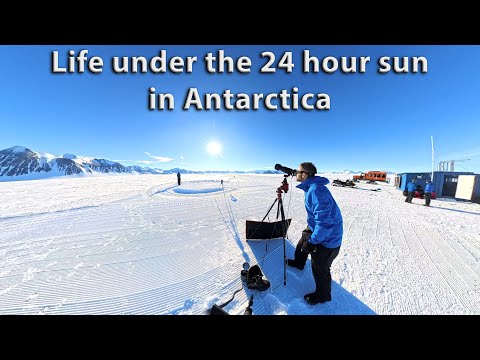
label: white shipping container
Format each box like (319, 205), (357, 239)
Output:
(455, 175), (476, 201)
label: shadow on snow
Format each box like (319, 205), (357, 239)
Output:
(242, 237), (376, 315)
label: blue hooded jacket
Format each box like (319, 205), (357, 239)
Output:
(425, 182), (435, 193)
(406, 181), (417, 192)
(296, 176), (343, 248)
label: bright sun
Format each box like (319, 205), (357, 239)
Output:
(207, 141), (222, 156)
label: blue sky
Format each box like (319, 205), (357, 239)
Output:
(1, 45), (479, 173)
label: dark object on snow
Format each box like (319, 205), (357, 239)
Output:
(246, 219), (291, 240)
(332, 179), (356, 187)
(209, 295), (253, 315)
(242, 263), (270, 291)
(177, 171), (181, 185)
(209, 262), (269, 315)
(208, 287), (245, 315)
(304, 292), (331, 305)
(209, 304), (230, 315)
(243, 295), (254, 315)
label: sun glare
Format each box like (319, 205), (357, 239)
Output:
(207, 141), (222, 156)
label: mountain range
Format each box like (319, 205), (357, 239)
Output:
(0, 145), (387, 182)
(0, 146), (164, 181)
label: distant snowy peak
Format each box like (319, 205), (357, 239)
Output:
(0, 146), (50, 177)
(89, 158), (127, 173)
(61, 153), (77, 160)
(3, 145), (34, 156)
(331, 170), (359, 174)
(10, 145), (29, 153)
(91, 158), (117, 166)
(49, 158), (84, 175)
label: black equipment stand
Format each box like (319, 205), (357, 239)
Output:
(260, 175), (290, 286)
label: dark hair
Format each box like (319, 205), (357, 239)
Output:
(300, 162), (317, 176)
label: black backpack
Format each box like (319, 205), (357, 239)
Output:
(245, 265), (270, 291)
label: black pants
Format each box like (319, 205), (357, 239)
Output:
(294, 227), (341, 300)
(405, 191), (415, 203)
(425, 192), (431, 205)
(177, 179), (181, 185)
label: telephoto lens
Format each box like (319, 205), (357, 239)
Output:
(274, 164), (297, 176)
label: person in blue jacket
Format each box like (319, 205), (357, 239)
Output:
(405, 178), (417, 203)
(287, 162), (343, 305)
(424, 179), (435, 206)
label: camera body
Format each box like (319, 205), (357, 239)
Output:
(240, 262), (270, 291)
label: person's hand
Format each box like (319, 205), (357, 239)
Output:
(302, 241), (317, 254)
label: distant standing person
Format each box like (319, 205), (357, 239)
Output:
(424, 179), (434, 206)
(177, 171), (181, 186)
(405, 178), (417, 203)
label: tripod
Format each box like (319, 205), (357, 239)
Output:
(261, 175), (290, 285)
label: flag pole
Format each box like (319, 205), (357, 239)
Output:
(431, 135), (435, 181)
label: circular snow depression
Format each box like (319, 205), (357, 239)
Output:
(173, 181), (223, 195)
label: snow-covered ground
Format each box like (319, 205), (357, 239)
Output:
(0, 173), (479, 315)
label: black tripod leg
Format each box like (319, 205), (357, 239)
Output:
(261, 198), (277, 223)
(246, 198), (277, 243)
(278, 199), (288, 286)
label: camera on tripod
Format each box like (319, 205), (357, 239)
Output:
(244, 164), (296, 286)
